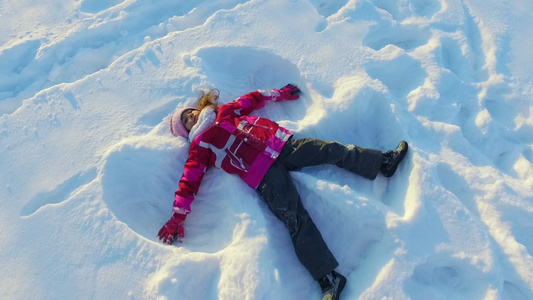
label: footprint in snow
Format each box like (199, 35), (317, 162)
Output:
(308, 0), (349, 19)
(369, 0), (441, 21)
(404, 256), (490, 299)
(365, 53), (427, 98)
(20, 168), (97, 217)
(0, 40), (41, 100)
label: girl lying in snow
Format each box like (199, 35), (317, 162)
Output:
(159, 84), (408, 300)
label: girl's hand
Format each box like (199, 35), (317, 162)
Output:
(158, 213), (186, 244)
(279, 84), (301, 100)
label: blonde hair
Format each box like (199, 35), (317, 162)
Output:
(197, 88), (220, 111)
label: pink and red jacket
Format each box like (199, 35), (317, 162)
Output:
(173, 89), (293, 214)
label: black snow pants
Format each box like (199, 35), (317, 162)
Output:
(256, 138), (383, 280)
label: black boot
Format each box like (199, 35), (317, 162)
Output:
(380, 141), (408, 177)
(319, 271), (346, 300)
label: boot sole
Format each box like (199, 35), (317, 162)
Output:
(322, 275), (346, 300)
(383, 141), (408, 177)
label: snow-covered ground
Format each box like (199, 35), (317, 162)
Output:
(1, 0), (532, 299)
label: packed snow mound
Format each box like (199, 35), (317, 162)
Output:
(1, 0), (532, 299)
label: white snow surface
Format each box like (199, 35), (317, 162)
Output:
(1, 0), (533, 299)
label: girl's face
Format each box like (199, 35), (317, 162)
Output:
(181, 109), (200, 131)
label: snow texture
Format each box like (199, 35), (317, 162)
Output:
(1, 0), (532, 299)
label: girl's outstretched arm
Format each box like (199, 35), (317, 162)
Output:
(158, 143), (210, 244)
(173, 143), (211, 214)
(224, 84), (301, 116)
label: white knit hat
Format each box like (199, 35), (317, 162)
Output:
(169, 107), (196, 138)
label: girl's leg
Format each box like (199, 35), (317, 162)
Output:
(279, 138), (383, 180)
(257, 160), (339, 280)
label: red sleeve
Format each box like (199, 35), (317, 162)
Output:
(173, 142), (210, 214)
(224, 89), (284, 116)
